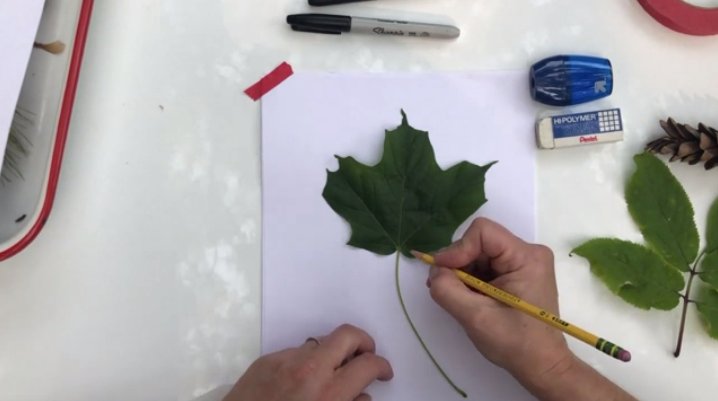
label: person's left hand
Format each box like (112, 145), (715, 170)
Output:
(223, 324), (394, 401)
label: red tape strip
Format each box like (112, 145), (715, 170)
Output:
(638, 0), (718, 36)
(244, 62), (294, 101)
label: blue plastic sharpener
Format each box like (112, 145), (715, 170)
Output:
(530, 55), (613, 107)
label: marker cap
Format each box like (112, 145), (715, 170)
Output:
(287, 14), (351, 35)
(530, 55), (613, 107)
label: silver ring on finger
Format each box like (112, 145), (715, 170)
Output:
(305, 336), (321, 347)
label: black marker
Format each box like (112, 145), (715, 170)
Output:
(287, 13), (461, 39)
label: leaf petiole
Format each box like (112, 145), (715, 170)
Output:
(394, 251), (467, 398)
(674, 250), (707, 357)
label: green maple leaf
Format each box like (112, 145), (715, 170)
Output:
(696, 287), (718, 340)
(322, 110), (495, 398)
(322, 109), (495, 258)
(626, 152), (699, 271)
(571, 239), (685, 310)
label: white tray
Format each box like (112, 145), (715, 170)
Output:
(0, 0), (94, 260)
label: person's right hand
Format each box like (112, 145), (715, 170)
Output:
(426, 217), (572, 386)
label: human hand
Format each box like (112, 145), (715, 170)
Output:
(426, 218), (571, 386)
(223, 324), (393, 401)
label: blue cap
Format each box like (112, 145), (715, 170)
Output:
(530, 55), (613, 106)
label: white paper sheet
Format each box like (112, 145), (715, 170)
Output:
(261, 71), (537, 400)
(0, 0), (46, 164)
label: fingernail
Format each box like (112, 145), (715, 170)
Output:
(429, 266), (440, 281)
(410, 250), (423, 259)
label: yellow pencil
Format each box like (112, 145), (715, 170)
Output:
(412, 251), (632, 362)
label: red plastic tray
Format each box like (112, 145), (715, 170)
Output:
(0, 0), (94, 261)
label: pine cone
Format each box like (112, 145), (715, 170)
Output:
(646, 118), (718, 170)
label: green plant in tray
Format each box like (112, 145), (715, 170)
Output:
(3, 108), (33, 185)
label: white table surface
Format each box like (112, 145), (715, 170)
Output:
(2, 0), (718, 400)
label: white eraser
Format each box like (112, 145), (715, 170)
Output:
(536, 108), (624, 149)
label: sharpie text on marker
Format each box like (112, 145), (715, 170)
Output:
(287, 13), (461, 39)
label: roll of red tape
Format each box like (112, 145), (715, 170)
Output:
(637, 0), (718, 36)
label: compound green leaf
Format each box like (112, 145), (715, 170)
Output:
(699, 196), (718, 288)
(696, 286), (718, 340)
(706, 195), (718, 253)
(700, 250), (718, 288)
(322, 110), (495, 258)
(626, 152), (699, 272)
(572, 238), (685, 310)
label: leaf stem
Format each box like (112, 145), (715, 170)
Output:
(394, 251), (467, 398)
(674, 279), (692, 358)
(674, 251), (706, 358)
